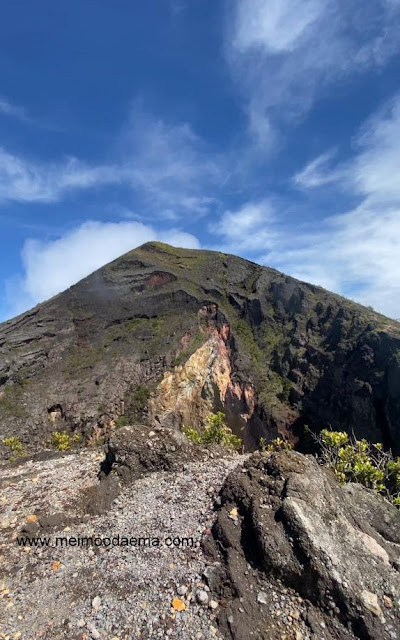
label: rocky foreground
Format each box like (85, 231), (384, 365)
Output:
(0, 426), (240, 640)
(1, 427), (399, 640)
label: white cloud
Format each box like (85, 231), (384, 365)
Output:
(0, 148), (121, 203)
(293, 150), (340, 189)
(0, 97), (30, 123)
(5, 220), (200, 318)
(0, 104), (223, 218)
(352, 96), (400, 200)
(227, 0), (400, 143)
(213, 198), (400, 318)
(267, 204), (400, 319)
(119, 103), (224, 216)
(213, 93), (400, 318)
(233, 0), (323, 54)
(209, 200), (277, 252)
(294, 93), (400, 200)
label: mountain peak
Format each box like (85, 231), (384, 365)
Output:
(0, 244), (399, 457)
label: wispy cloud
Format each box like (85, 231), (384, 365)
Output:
(209, 200), (277, 252)
(213, 94), (400, 318)
(294, 93), (400, 201)
(293, 149), (340, 189)
(226, 0), (400, 145)
(0, 103), (224, 217)
(118, 103), (224, 217)
(0, 96), (30, 123)
(267, 204), (400, 319)
(0, 148), (121, 203)
(352, 95), (400, 201)
(4, 220), (200, 319)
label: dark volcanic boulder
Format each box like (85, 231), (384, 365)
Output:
(208, 450), (400, 640)
(102, 423), (205, 482)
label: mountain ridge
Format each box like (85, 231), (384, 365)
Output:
(1, 241), (400, 457)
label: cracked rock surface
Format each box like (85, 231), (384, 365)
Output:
(207, 450), (400, 640)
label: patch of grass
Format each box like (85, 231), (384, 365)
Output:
(172, 330), (206, 367)
(262, 323), (291, 358)
(104, 316), (169, 353)
(233, 319), (264, 366)
(258, 370), (293, 411)
(0, 383), (29, 418)
(231, 318), (294, 411)
(116, 385), (151, 426)
(2, 436), (24, 460)
(64, 345), (103, 376)
(115, 415), (129, 428)
(281, 377), (292, 403)
(130, 385), (151, 412)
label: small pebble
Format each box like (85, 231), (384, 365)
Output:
(196, 589), (209, 605)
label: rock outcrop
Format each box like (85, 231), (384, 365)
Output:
(102, 423), (205, 483)
(1, 241), (400, 456)
(207, 450), (400, 640)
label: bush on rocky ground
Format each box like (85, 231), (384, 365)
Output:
(259, 436), (293, 453)
(50, 430), (81, 451)
(311, 428), (400, 506)
(183, 412), (242, 451)
(2, 436), (24, 460)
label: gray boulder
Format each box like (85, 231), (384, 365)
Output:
(208, 450), (400, 640)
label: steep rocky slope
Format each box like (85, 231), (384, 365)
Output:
(1, 241), (400, 456)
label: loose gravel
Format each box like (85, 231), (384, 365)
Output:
(0, 448), (245, 640)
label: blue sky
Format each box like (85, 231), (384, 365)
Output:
(1, 0), (400, 320)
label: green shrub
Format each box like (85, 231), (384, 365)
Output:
(2, 436), (24, 460)
(0, 384), (28, 418)
(314, 428), (400, 506)
(131, 385), (151, 412)
(183, 412), (242, 451)
(115, 385), (151, 427)
(51, 431), (71, 451)
(387, 458), (400, 488)
(115, 415), (129, 428)
(182, 425), (202, 444)
(172, 331), (205, 367)
(280, 378), (292, 403)
(264, 437), (294, 453)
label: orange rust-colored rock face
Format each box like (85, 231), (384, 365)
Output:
(150, 319), (255, 436)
